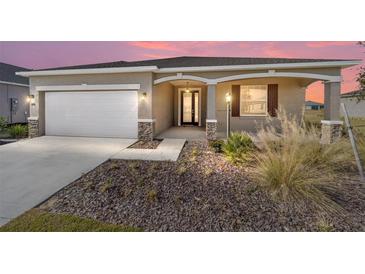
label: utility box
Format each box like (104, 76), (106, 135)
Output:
(10, 98), (19, 113)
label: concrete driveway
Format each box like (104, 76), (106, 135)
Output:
(0, 136), (136, 226)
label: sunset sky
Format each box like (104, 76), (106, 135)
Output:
(0, 41), (363, 103)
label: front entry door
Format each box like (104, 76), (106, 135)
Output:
(181, 90), (199, 125)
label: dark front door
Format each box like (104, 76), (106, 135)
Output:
(181, 90), (199, 125)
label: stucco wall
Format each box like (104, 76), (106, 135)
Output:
(0, 83), (29, 123)
(152, 82), (174, 135)
(216, 78), (306, 132)
(29, 72), (153, 135)
(341, 97), (365, 118)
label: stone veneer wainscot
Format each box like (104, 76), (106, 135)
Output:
(138, 120), (155, 141)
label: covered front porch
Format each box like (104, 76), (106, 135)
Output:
(150, 69), (344, 144)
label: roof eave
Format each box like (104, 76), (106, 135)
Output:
(16, 60), (361, 77)
(16, 66), (159, 77)
(155, 60), (362, 73)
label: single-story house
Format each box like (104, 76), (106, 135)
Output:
(305, 100), (324, 110)
(16, 56), (361, 143)
(0, 62), (30, 124)
(340, 90), (365, 118)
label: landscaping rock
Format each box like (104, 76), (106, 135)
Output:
(41, 141), (365, 232)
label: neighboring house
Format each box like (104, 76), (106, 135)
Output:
(340, 90), (365, 118)
(305, 100), (324, 110)
(0, 62), (30, 124)
(16, 56), (360, 142)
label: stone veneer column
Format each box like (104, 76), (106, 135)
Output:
(320, 120), (343, 144)
(206, 84), (217, 140)
(206, 119), (218, 140)
(28, 117), (39, 138)
(138, 119), (155, 141)
(321, 81), (342, 144)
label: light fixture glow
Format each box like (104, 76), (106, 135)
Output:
(225, 92), (232, 103)
(27, 95), (35, 105)
(186, 81), (190, 93)
(141, 92), (147, 100)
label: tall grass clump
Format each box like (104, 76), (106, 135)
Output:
(222, 132), (255, 164)
(253, 108), (354, 213)
(8, 124), (28, 139)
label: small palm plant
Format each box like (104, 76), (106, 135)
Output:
(222, 132), (255, 164)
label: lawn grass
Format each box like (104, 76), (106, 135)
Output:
(304, 109), (365, 166)
(304, 109), (365, 135)
(0, 209), (142, 232)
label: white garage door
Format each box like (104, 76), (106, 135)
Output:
(45, 91), (138, 138)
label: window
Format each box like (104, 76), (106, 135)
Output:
(240, 85), (267, 116)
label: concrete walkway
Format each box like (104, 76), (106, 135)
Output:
(0, 136), (136, 226)
(157, 126), (205, 140)
(157, 126), (227, 140)
(111, 138), (186, 161)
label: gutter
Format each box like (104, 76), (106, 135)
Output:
(0, 80), (29, 87)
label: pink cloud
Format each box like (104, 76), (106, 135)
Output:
(143, 53), (169, 59)
(128, 41), (178, 51)
(1, 41), (364, 104)
(306, 41), (354, 48)
(261, 42), (294, 58)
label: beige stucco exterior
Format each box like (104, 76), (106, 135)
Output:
(216, 78), (306, 132)
(29, 72), (153, 134)
(152, 82), (174, 135)
(25, 65), (344, 138)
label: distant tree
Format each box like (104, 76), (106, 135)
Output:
(355, 42), (365, 101)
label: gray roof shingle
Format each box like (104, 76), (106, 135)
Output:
(0, 62), (30, 85)
(35, 56), (357, 71)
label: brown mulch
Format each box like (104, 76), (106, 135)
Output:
(41, 141), (365, 232)
(128, 139), (162, 149)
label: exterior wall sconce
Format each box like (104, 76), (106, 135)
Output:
(225, 92), (232, 138)
(185, 81), (190, 92)
(27, 95), (35, 105)
(141, 92), (147, 101)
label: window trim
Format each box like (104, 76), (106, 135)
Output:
(239, 84), (269, 117)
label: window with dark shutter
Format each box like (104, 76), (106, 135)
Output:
(231, 85), (240, 117)
(267, 84), (278, 117)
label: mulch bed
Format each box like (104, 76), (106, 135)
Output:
(41, 141), (365, 232)
(128, 139), (162, 149)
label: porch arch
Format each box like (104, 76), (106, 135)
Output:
(153, 71), (341, 85)
(215, 72), (341, 83)
(154, 74), (211, 85)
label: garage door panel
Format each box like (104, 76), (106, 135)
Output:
(45, 91), (138, 138)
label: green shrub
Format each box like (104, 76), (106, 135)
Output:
(99, 178), (113, 193)
(147, 189), (158, 202)
(8, 124), (28, 139)
(0, 116), (7, 132)
(253, 109), (354, 213)
(209, 140), (224, 153)
(222, 132), (255, 163)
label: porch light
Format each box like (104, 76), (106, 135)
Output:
(226, 92), (231, 138)
(141, 92), (147, 101)
(225, 92), (232, 103)
(185, 81), (190, 93)
(27, 95), (35, 105)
